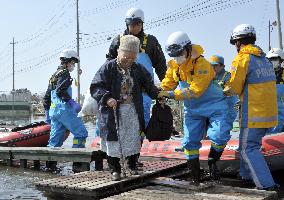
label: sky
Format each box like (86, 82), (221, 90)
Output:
(0, 0), (283, 99)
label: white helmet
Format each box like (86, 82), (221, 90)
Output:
(230, 24), (256, 45)
(125, 8), (144, 25)
(266, 48), (284, 60)
(165, 31), (192, 57)
(59, 49), (79, 63)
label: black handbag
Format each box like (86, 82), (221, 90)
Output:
(145, 101), (173, 141)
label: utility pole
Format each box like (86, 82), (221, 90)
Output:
(269, 20), (271, 51)
(10, 37), (15, 91)
(76, 0), (81, 104)
(269, 20), (277, 51)
(276, 0), (283, 49)
(10, 37), (16, 124)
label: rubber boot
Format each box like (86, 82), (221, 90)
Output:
(72, 138), (86, 148)
(126, 154), (138, 175)
(208, 148), (223, 180)
(111, 172), (121, 181)
(187, 158), (201, 185)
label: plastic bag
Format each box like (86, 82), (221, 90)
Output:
(78, 89), (98, 117)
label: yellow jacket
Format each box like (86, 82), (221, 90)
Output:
(161, 44), (215, 100)
(224, 44), (277, 128)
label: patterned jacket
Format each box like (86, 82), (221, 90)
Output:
(90, 59), (159, 141)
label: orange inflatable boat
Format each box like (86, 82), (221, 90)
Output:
(91, 132), (284, 174)
(0, 121), (69, 147)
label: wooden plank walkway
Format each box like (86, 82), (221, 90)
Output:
(0, 147), (105, 171)
(35, 160), (187, 199)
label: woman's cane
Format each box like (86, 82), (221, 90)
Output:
(113, 106), (126, 178)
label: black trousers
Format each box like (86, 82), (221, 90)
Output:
(107, 154), (138, 173)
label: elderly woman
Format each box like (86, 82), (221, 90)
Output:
(90, 35), (161, 181)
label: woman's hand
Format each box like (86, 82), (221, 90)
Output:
(107, 98), (117, 109)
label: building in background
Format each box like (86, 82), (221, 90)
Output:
(0, 88), (32, 119)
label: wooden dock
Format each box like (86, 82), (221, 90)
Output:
(0, 147), (105, 171)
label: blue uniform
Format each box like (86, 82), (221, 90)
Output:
(214, 69), (239, 127)
(225, 44), (277, 189)
(268, 66), (284, 133)
(136, 51), (154, 126)
(161, 44), (232, 160)
(180, 81), (231, 159)
(44, 67), (88, 148)
(273, 84), (284, 132)
(239, 128), (276, 188)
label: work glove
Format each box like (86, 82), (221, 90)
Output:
(157, 91), (171, 99)
(68, 99), (82, 113)
(45, 110), (51, 124)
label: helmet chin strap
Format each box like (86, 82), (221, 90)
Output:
(235, 41), (241, 53)
(186, 49), (192, 59)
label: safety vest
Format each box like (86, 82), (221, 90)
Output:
(120, 33), (148, 53)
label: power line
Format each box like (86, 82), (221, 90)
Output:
(257, 0), (272, 44)
(1, 0), (254, 79)
(17, 0), (74, 45)
(0, 0), (134, 72)
(81, 0), (138, 16)
(0, 0), (74, 63)
(81, 0), (253, 49)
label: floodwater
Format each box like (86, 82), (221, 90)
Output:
(0, 115), (97, 200)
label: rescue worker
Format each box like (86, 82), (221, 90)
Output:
(106, 7), (167, 127)
(209, 55), (239, 129)
(266, 48), (284, 133)
(224, 24), (278, 190)
(43, 49), (88, 148)
(90, 35), (162, 181)
(158, 31), (232, 183)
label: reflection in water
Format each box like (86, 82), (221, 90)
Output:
(0, 115), (96, 200)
